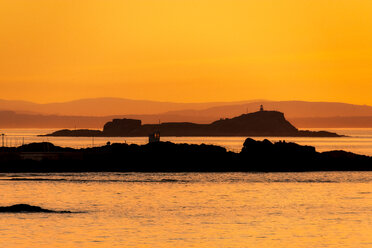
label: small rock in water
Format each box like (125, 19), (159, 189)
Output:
(0, 204), (71, 213)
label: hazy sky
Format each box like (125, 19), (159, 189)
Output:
(0, 0), (371, 104)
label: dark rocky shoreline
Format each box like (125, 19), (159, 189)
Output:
(0, 138), (370, 172)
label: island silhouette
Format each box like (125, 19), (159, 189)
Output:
(43, 108), (342, 137)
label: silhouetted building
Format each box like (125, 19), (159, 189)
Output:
(148, 131), (160, 143)
(103, 118), (141, 136)
(260, 105), (264, 111)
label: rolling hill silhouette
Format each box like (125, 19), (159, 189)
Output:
(0, 98), (259, 116)
(1, 98), (372, 128)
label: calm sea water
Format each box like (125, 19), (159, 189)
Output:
(0, 172), (371, 248)
(1, 128), (372, 155)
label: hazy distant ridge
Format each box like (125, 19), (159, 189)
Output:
(1, 98), (372, 128)
(164, 101), (372, 119)
(1, 98), (372, 117)
(0, 98), (258, 116)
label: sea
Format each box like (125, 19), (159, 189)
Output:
(0, 172), (371, 248)
(0, 129), (372, 247)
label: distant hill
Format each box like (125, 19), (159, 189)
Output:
(163, 101), (372, 119)
(0, 110), (228, 128)
(1, 98), (372, 128)
(0, 111), (214, 128)
(0, 111), (114, 128)
(2, 111), (372, 129)
(1, 98), (372, 118)
(0, 98), (259, 116)
(289, 116), (372, 128)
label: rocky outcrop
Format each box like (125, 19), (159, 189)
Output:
(239, 138), (372, 171)
(0, 139), (371, 172)
(46, 129), (103, 137)
(209, 111), (298, 136)
(0, 204), (71, 213)
(103, 119), (142, 136)
(16, 142), (72, 152)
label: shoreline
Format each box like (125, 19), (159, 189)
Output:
(0, 138), (371, 173)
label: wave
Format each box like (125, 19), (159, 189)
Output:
(1, 172), (371, 183)
(0, 178), (352, 183)
(268, 179), (337, 183)
(0, 178), (192, 183)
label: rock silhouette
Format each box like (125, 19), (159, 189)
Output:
(43, 110), (342, 137)
(0, 138), (371, 172)
(0, 204), (71, 213)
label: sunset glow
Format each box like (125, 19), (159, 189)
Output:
(0, 0), (371, 104)
(1, 2), (372, 247)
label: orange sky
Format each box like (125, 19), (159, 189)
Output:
(0, 0), (371, 104)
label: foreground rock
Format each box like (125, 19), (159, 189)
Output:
(43, 110), (342, 137)
(0, 204), (71, 213)
(0, 139), (371, 172)
(240, 138), (372, 171)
